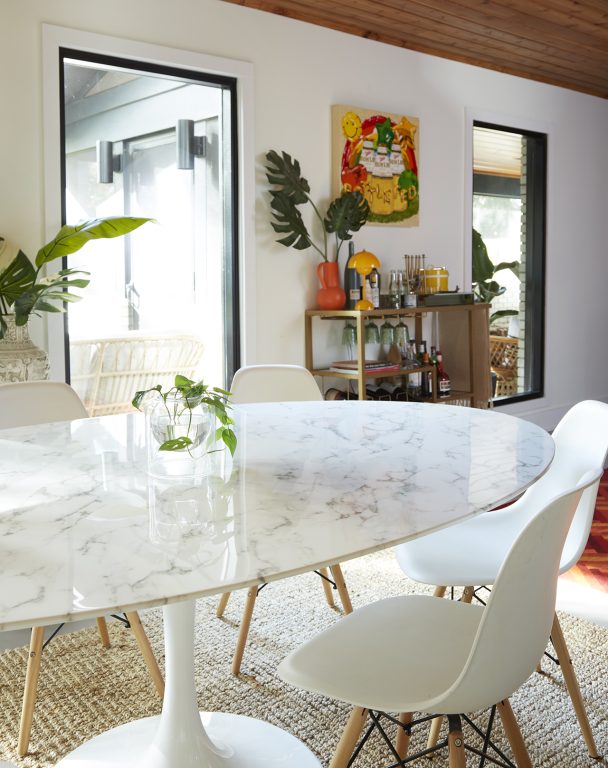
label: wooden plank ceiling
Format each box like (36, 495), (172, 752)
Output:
(221, 0), (608, 99)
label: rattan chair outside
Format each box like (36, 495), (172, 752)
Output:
(489, 334), (519, 397)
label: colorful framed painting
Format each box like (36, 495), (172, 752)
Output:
(332, 104), (419, 226)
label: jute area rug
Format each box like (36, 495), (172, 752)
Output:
(1, 549), (607, 767)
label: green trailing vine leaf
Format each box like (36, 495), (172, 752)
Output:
(132, 375), (237, 456)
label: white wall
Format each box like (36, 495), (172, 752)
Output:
(1, 0), (607, 429)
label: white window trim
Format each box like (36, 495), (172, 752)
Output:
(42, 23), (256, 380)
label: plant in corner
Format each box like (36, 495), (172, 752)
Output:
(0, 216), (152, 339)
(265, 149), (370, 309)
(472, 228), (521, 325)
(132, 375), (237, 457)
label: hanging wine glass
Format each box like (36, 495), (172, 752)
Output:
(394, 319), (410, 356)
(342, 320), (357, 359)
(380, 318), (394, 346)
(365, 319), (380, 344)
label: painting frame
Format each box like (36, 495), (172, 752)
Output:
(332, 104), (420, 227)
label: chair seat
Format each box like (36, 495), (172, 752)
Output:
(395, 506), (522, 587)
(278, 595), (483, 714)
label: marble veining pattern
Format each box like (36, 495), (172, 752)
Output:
(0, 401), (554, 630)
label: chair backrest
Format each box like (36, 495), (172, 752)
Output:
(0, 381), (88, 428)
(230, 365), (322, 404)
(515, 400), (608, 572)
(437, 469), (602, 715)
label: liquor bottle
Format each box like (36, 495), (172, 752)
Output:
(436, 350), (451, 397)
(421, 349), (433, 398)
(344, 241), (362, 310)
(370, 268), (381, 308)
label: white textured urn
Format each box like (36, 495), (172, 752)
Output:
(0, 315), (49, 384)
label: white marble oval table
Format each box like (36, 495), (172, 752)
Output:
(0, 401), (555, 768)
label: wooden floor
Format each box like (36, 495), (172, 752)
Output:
(562, 470), (608, 593)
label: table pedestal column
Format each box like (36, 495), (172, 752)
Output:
(57, 600), (320, 768)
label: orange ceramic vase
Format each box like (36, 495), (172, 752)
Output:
(316, 261), (346, 310)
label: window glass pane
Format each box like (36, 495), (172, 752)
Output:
(473, 123), (546, 404)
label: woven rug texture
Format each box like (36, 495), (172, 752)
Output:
(1, 549), (607, 768)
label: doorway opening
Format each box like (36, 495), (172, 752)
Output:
(61, 50), (239, 415)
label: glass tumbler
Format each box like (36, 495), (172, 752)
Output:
(365, 320), (380, 344)
(380, 319), (395, 346)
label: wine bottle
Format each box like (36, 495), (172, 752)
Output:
(344, 241), (362, 310)
(436, 350), (451, 397)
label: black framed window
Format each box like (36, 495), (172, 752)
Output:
(473, 122), (546, 404)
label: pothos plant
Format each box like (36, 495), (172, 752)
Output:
(132, 374), (237, 456)
(265, 149), (369, 262)
(0, 216), (152, 339)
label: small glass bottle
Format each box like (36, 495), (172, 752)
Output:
(436, 350), (451, 397)
(388, 270), (400, 308)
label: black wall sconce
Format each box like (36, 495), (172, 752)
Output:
(176, 120), (207, 170)
(96, 140), (122, 184)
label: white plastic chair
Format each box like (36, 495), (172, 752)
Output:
(0, 381), (164, 756)
(215, 365), (353, 675)
(393, 399), (608, 758)
(278, 471), (601, 768)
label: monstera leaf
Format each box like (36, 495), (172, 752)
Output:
(324, 191), (369, 245)
(265, 149), (370, 261)
(269, 191), (313, 251)
(265, 150), (311, 205)
(0, 250), (36, 306)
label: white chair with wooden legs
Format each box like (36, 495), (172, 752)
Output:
(394, 399), (608, 759)
(278, 472), (601, 768)
(0, 381), (164, 757)
(215, 364), (353, 675)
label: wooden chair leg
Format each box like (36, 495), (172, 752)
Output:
(427, 715), (444, 751)
(231, 586), (258, 676)
(330, 564), (353, 614)
(395, 712), (413, 760)
(319, 567), (336, 608)
(447, 715), (466, 768)
(550, 613), (599, 758)
(96, 617), (110, 648)
(433, 585), (447, 598)
(461, 586), (475, 604)
(329, 706), (369, 768)
(497, 699), (532, 768)
(125, 611), (165, 698)
(216, 592), (231, 618)
(18, 627), (45, 757)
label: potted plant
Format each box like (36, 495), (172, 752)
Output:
(0, 216), (152, 340)
(265, 150), (370, 309)
(133, 374), (236, 459)
(472, 228), (520, 325)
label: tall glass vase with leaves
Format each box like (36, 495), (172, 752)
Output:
(265, 150), (370, 310)
(133, 375), (237, 478)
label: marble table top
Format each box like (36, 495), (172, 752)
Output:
(0, 401), (554, 631)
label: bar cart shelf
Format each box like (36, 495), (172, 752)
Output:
(304, 304), (491, 408)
